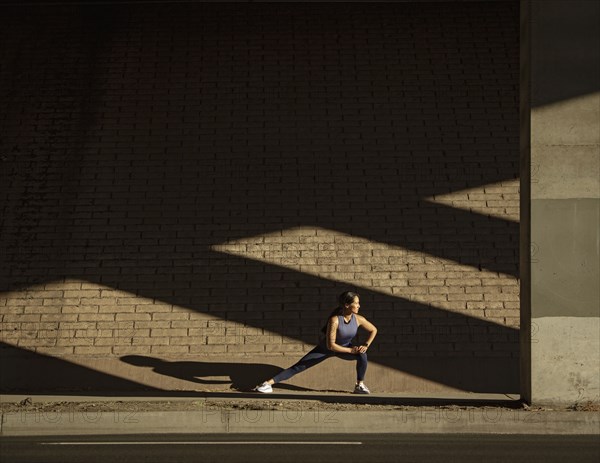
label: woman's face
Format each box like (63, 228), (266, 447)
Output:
(347, 296), (360, 314)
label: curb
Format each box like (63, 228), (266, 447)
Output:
(1, 409), (599, 436)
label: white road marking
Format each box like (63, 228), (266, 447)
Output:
(41, 441), (362, 446)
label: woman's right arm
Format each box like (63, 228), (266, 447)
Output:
(326, 317), (353, 353)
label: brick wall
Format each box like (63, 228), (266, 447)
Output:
(0, 1), (520, 393)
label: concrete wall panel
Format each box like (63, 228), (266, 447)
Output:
(531, 317), (600, 405)
(531, 199), (599, 318)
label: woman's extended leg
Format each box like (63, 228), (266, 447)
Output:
(271, 345), (333, 384)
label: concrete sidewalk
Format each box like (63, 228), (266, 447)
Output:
(1, 392), (598, 436)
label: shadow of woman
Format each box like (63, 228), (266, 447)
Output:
(120, 355), (312, 392)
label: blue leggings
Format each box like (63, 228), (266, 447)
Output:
(272, 344), (368, 384)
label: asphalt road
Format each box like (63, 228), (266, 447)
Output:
(1, 434), (599, 463)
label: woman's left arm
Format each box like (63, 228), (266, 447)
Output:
(356, 315), (377, 353)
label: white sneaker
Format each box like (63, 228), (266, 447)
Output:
(354, 382), (370, 394)
(253, 382), (273, 393)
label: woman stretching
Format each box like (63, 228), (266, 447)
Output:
(254, 291), (378, 394)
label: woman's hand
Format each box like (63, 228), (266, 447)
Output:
(351, 345), (369, 354)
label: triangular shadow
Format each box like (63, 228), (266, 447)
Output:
(0, 342), (161, 394)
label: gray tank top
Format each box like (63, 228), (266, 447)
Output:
(335, 314), (359, 346)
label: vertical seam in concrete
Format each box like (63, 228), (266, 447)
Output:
(519, 0), (532, 405)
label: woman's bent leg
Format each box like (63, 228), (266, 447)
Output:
(356, 352), (368, 381)
(272, 345), (332, 384)
(335, 351), (368, 381)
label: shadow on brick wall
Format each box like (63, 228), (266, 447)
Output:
(0, 342), (307, 394)
(0, 342), (160, 394)
(120, 355), (309, 392)
(1, 2), (520, 393)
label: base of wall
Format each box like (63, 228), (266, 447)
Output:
(1, 347), (519, 395)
